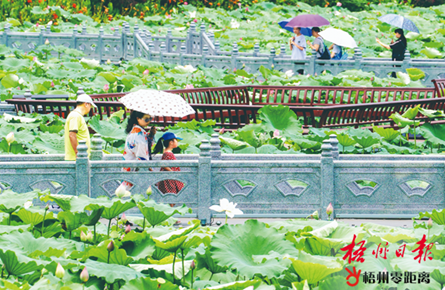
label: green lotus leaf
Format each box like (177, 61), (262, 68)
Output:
(291, 280), (310, 290)
(83, 208), (105, 226)
(137, 200), (190, 227)
(70, 195), (136, 220)
(16, 208), (55, 227)
(62, 62), (84, 70)
(419, 123), (445, 147)
(121, 231), (156, 261)
(406, 68), (425, 81)
(120, 277), (179, 290)
(419, 107), (445, 119)
(303, 236), (343, 256)
(0, 190), (39, 214)
(88, 115), (127, 145)
(293, 138), (320, 149)
(236, 130), (261, 148)
(87, 241), (133, 265)
(39, 122), (64, 134)
(325, 131), (356, 147)
(40, 193), (74, 211)
(32, 135), (65, 154)
(0, 249), (45, 276)
(372, 126), (400, 142)
(130, 260), (192, 280)
(58, 211), (86, 232)
(348, 128), (380, 150)
(289, 252), (343, 285)
(415, 208), (445, 225)
(154, 236), (188, 253)
(401, 104), (420, 120)
(210, 220), (297, 278)
(1, 74), (20, 88)
(98, 72), (118, 83)
(257, 105), (303, 138)
(203, 279), (262, 290)
(2, 59), (30, 70)
(80, 259), (144, 284)
(318, 275), (380, 290)
(0, 225), (29, 234)
(420, 47), (443, 59)
(219, 136), (250, 151)
(196, 247), (228, 274)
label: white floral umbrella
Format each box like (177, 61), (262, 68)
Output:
(119, 89), (195, 118)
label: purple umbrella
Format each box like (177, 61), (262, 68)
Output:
(285, 14), (330, 28)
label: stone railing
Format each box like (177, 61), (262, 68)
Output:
(0, 133), (443, 221)
(1, 22), (445, 86)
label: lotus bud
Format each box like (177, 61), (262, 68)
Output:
(33, 56), (37, 62)
(427, 218), (433, 229)
(190, 260), (195, 270)
(271, 64), (274, 69)
(122, 69), (125, 74)
(41, 268), (48, 275)
(193, 19), (198, 23)
(120, 234), (125, 240)
(80, 267), (89, 283)
(103, 84), (109, 92)
(6, 132), (15, 145)
(125, 224), (131, 234)
(219, 128), (225, 135)
(80, 230), (87, 242)
(273, 129), (280, 138)
(55, 262), (65, 279)
(86, 231), (93, 242)
(121, 213), (127, 223)
(245, 7), (248, 12)
(311, 210), (319, 220)
(107, 241), (114, 252)
(157, 278), (166, 284)
(45, 39), (50, 45)
(326, 203), (333, 216)
(143, 69), (149, 75)
(106, 59), (111, 65)
(115, 184), (130, 198)
(45, 204), (50, 210)
(146, 186), (152, 196)
(24, 201), (32, 209)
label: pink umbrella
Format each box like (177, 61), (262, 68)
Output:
(285, 14), (330, 28)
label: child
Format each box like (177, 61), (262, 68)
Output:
(153, 132), (184, 196)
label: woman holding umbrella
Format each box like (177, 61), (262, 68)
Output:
(289, 27), (306, 60)
(376, 28), (407, 77)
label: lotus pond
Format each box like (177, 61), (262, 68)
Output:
(0, 189), (444, 290)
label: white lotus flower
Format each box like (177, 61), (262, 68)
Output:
(284, 70), (294, 78)
(24, 201), (33, 209)
(209, 198), (243, 218)
(189, 11), (196, 18)
(6, 132), (15, 145)
(230, 19), (240, 29)
(115, 184), (131, 198)
(334, 10), (341, 16)
(176, 64), (196, 73)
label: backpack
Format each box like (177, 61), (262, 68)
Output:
(317, 37), (331, 60)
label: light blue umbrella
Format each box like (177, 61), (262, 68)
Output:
(278, 19), (312, 37)
(378, 14), (419, 33)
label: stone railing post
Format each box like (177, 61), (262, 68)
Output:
(354, 48), (362, 70)
(253, 43), (260, 57)
(269, 47), (276, 69)
(114, 26), (120, 36)
(214, 41), (220, 54)
(77, 87), (85, 96)
(198, 140), (212, 222)
(122, 22), (128, 59)
(187, 22), (196, 54)
(210, 133), (221, 160)
(90, 134), (103, 161)
(208, 31), (215, 44)
(133, 24), (139, 58)
(166, 29), (172, 52)
(148, 42), (154, 58)
(231, 42), (239, 71)
(76, 141), (90, 197)
(98, 26), (104, 63)
(46, 23), (51, 34)
(280, 44), (286, 57)
(24, 89), (33, 113)
(82, 23), (87, 35)
(39, 26), (44, 46)
(199, 23), (206, 54)
(320, 139), (334, 220)
(3, 24), (10, 46)
(308, 48), (317, 75)
(329, 134), (339, 160)
(202, 45), (208, 66)
(180, 44), (186, 65)
(72, 27), (78, 50)
(160, 42), (166, 62)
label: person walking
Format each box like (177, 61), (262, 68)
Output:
(153, 132), (184, 196)
(64, 94), (97, 161)
(307, 27), (330, 59)
(290, 27), (306, 74)
(376, 28), (407, 77)
(329, 44), (345, 60)
(121, 110), (157, 190)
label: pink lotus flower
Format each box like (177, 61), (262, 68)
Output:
(51, 81), (55, 87)
(370, 77), (374, 81)
(121, 213), (127, 223)
(185, 84), (194, 89)
(233, 68), (237, 72)
(336, 2), (342, 6)
(74, 24), (77, 28)
(209, 24), (212, 28)
(427, 218), (433, 228)
(104, 84), (109, 92)
(122, 69), (125, 74)
(125, 224), (131, 234)
(238, 2), (241, 7)
(111, 27), (115, 31)
(17, 86), (20, 90)
(166, 14), (171, 19)
(184, 1), (188, 4)
(36, 23), (39, 27)
(193, 19), (197, 23)
(388, 82), (392, 86)
(80, 267), (89, 283)
(245, 7), (248, 12)
(326, 203), (333, 216)
(240, 37), (242, 40)
(273, 129), (280, 138)
(33, 56), (37, 62)
(143, 69), (149, 75)
(219, 128), (225, 134)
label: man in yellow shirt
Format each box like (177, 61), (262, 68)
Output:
(64, 94), (97, 160)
